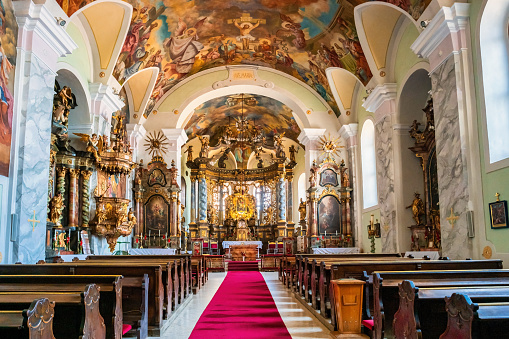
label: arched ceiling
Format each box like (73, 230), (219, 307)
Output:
(184, 94), (301, 147)
(59, 0), (431, 117)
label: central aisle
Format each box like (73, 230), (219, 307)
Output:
(189, 271), (292, 338)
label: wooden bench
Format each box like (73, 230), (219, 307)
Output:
(0, 298), (55, 338)
(0, 263), (162, 336)
(0, 284), (105, 338)
(373, 269), (509, 339)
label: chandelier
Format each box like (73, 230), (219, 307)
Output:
(220, 94), (264, 146)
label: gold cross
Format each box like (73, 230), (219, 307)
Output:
(28, 210), (40, 232)
(446, 208), (459, 228)
(496, 193), (500, 202)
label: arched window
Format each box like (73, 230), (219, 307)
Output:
(480, 2), (509, 165)
(297, 173), (306, 202)
(361, 119), (378, 208)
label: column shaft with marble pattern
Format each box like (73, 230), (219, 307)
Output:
(68, 169), (80, 227)
(81, 171), (92, 227)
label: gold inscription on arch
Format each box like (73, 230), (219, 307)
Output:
(232, 70), (256, 81)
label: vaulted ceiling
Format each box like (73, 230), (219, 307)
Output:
(61, 0), (431, 118)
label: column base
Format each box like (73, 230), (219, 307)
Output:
(277, 221), (287, 241)
(286, 222), (295, 238)
(198, 221), (209, 240)
(188, 222), (198, 239)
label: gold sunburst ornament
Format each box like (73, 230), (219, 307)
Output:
(144, 131), (169, 158)
(318, 133), (344, 163)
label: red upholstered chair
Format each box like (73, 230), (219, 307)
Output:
(210, 241), (219, 255)
(203, 241), (209, 254)
(277, 242), (284, 254)
(267, 242), (276, 254)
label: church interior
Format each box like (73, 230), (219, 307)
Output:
(0, 0), (507, 337)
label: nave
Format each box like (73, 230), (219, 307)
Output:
(160, 271), (330, 339)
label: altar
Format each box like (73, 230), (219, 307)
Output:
(222, 241), (263, 259)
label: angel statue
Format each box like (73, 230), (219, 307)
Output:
(127, 208), (137, 226)
(74, 133), (103, 162)
(184, 145), (194, 162)
(48, 192), (65, 226)
(163, 17), (207, 75)
(198, 135), (209, 158)
(274, 132), (285, 158)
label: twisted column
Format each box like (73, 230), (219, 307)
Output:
(277, 176), (286, 222)
(56, 167), (67, 226)
(81, 170), (92, 227)
(198, 176), (207, 222)
(190, 176), (197, 224)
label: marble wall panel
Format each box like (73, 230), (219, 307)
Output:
(375, 115), (397, 253)
(431, 56), (472, 259)
(13, 54), (55, 263)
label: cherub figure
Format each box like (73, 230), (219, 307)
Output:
(74, 133), (103, 162)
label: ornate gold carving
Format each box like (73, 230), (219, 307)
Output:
(69, 168), (80, 178)
(482, 246), (493, 259)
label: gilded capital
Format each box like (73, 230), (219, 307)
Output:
(81, 170), (93, 181)
(57, 167), (67, 177)
(69, 168), (80, 178)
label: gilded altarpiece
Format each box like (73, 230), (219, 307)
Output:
(133, 157), (181, 248)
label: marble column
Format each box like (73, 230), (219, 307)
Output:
(68, 168), (80, 227)
(162, 128), (188, 179)
(363, 84), (398, 253)
(218, 181), (224, 225)
(340, 124), (358, 242)
(10, 0), (76, 263)
(55, 167), (67, 226)
(81, 170), (92, 227)
(308, 188), (319, 236)
(197, 174), (208, 239)
(286, 174), (294, 223)
(190, 176), (197, 224)
(411, 3), (478, 259)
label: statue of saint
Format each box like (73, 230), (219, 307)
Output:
(298, 198), (306, 221)
(185, 145), (194, 162)
(198, 136), (209, 158)
(406, 192), (425, 225)
(48, 192), (65, 225)
(288, 145), (297, 162)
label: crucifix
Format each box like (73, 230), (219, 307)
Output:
(227, 13), (266, 51)
(28, 210), (40, 232)
(446, 208), (459, 228)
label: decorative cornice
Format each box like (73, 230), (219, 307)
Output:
(12, 0), (78, 62)
(162, 128), (188, 148)
(89, 83), (125, 116)
(362, 83), (397, 114)
(411, 3), (470, 59)
(126, 123), (146, 141)
(297, 128), (327, 147)
(339, 123), (358, 148)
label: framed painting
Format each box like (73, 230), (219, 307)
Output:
(319, 169), (338, 187)
(490, 200), (508, 229)
(318, 195), (341, 235)
(144, 195), (169, 232)
(148, 168), (166, 187)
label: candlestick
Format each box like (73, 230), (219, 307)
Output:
(325, 230), (326, 237)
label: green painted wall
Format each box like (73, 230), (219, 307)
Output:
(60, 23), (91, 83)
(469, 1), (509, 254)
(394, 24), (421, 86)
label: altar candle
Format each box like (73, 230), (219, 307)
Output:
(325, 230), (326, 237)
(336, 230), (337, 236)
(370, 214), (374, 225)
(159, 230), (161, 238)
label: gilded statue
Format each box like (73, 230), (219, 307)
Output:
(198, 136), (209, 158)
(288, 145), (297, 163)
(181, 204), (185, 224)
(298, 198), (307, 221)
(309, 160), (318, 188)
(184, 145), (194, 162)
(74, 133), (103, 162)
(127, 208), (137, 226)
(406, 192), (425, 225)
(48, 192), (65, 225)
(115, 204), (129, 228)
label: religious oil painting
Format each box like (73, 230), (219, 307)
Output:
(98, 171), (126, 198)
(319, 168), (338, 187)
(489, 200), (508, 229)
(57, 0), (431, 118)
(318, 195), (340, 235)
(0, 0), (17, 177)
(145, 195), (169, 232)
(148, 168), (166, 187)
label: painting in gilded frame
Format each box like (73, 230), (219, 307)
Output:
(318, 194), (340, 235)
(148, 168), (166, 187)
(319, 168), (338, 187)
(490, 200), (508, 229)
(144, 195), (169, 232)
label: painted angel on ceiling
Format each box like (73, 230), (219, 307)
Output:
(276, 13), (306, 49)
(164, 17), (207, 75)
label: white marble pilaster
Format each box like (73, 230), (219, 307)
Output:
(162, 128), (188, 179)
(412, 3), (478, 259)
(297, 128), (326, 188)
(340, 124), (359, 247)
(363, 84), (398, 253)
(127, 123), (146, 163)
(10, 0), (76, 263)
(89, 83), (124, 137)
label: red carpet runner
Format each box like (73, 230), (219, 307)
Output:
(227, 261), (259, 271)
(189, 271), (292, 338)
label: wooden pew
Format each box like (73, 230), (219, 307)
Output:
(0, 284), (105, 338)
(0, 298), (55, 339)
(205, 255), (225, 272)
(0, 275), (123, 339)
(374, 270), (509, 339)
(0, 263), (163, 337)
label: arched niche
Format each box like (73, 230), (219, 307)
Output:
(395, 67), (432, 252)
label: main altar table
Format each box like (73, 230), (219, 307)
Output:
(222, 241), (263, 259)
(312, 247), (360, 254)
(129, 248), (176, 255)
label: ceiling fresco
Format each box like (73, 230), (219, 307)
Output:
(184, 94), (301, 148)
(61, 0), (431, 117)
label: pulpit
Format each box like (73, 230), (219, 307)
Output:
(230, 244), (258, 261)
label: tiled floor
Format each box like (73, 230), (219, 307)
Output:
(157, 271), (330, 338)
